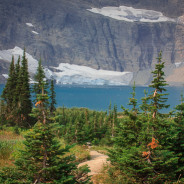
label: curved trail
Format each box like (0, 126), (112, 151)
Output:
(78, 150), (109, 176)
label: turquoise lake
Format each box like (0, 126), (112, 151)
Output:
(0, 85), (183, 112)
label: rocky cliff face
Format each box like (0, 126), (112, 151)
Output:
(0, 0), (184, 85)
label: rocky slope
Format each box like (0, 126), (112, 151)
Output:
(0, 0), (184, 85)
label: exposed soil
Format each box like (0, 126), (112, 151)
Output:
(78, 150), (109, 176)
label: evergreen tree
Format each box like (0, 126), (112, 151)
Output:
(148, 51), (169, 119)
(11, 56), (22, 125)
(18, 49), (32, 127)
(33, 58), (48, 97)
(1, 56), (16, 113)
(128, 82), (138, 113)
(107, 102), (113, 138)
(13, 56), (21, 106)
(108, 111), (179, 183)
(50, 79), (56, 113)
(0, 99), (6, 125)
(0, 56), (19, 125)
(111, 105), (118, 137)
(13, 56), (24, 126)
(173, 93), (184, 180)
(140, 89), (149, 114)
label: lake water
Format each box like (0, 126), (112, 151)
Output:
(0, 84), (183, 112)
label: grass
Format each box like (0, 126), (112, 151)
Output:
(0, 130), (23, 141)
(59, 138), (90, 162)
(0, 130), (90, 170)
(92, 165), (138, 184)
(70, 145), (90, 162)
(0, 130), (24, 167)
(91, 165), (111, 184)
(91, 145), (111, 155)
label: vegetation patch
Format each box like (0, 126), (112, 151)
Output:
(0, 130), (24, 167)
(69, 145), (90, 162)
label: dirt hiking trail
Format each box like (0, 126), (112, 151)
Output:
(79, 150), (109, 175)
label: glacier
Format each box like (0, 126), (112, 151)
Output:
(87, 6), (176, 23)
(0, 47), (133, 86)
(45, 63), (133, 86)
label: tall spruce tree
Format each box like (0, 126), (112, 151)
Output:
(1, 56), (17, 125)
(111, 105), (118, 137)
(0, 99), (6, 125)
(11, 56), (21, 125)
(33, 58), (48, 100)
(50, 79), (56, 113)
(140, 89), (149, 114)
(13, 56), (21, 106)
(128, 82), (138, 113)
(148, 51), (169, 119)
(1, 56), (16, 111)
(13, 56), (25, 126)
(17, 49), (32, 127)
(173, 93), (184, 180)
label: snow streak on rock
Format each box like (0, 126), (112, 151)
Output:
(26, 23), (34, 27)
(32, 31), (39, 35)
(175, 62), (184, 68)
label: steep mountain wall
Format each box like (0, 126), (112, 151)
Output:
(0, 0), (184, 85)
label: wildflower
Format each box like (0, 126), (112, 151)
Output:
(35, 101), (42, 106)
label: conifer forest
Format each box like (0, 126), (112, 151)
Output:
(0, 50), (184, 183)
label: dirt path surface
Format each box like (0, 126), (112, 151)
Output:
(79, 150), (109, 176)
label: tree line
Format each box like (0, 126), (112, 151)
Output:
(54, 104), (118, 145)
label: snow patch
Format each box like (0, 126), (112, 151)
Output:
(26, 23), (34, 27)
(0, 46), (38, 73)
(175, 62), (184, 68)
(87, 6), (176, 23)
(2, 74), (8, 79)
(32, 31), (39, 35)
(29, 78), (36, 84)
(48, 63), (133, 86)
